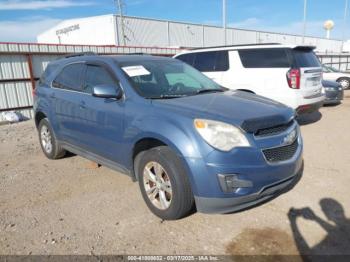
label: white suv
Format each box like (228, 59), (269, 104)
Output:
(174, 44), (325, 114)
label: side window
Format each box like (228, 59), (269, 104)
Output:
(176, 53), (196, 66)
(238, 48), (291, 68)
(53, 63), (85, 91)
(84, 64), (117, 94)
(192, 51), (229, 72)
(193, 52), (216, 71)
(215, 51), (229, 71)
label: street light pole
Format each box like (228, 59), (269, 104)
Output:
(343, 0), (349, 42)
(223, 0), (227, 45)
(302, 0), (307, 43)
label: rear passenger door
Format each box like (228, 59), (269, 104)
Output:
(51, 62), (86, 147)
(79, 62), (125, 163)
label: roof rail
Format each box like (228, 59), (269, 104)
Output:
(190, 43), (281, 50)
(64, 52), (96, 58)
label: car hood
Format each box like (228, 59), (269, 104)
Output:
(324, 72), (350, 78)
(152, 90), (295, 133)
(322, 80), (341, 88)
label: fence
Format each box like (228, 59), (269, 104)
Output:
(318, 53), (350, 72)
(0, 42), (178, 122)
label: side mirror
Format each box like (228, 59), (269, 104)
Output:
(92, 84), (123, 99)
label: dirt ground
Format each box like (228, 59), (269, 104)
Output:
(1, 91), (350, 256)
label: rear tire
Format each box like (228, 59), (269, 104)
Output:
(38, 118), (66, 159)
(137, 146), (194, 220)
(337, 77), (350, 89)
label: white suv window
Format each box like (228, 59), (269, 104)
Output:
(238, 48), (291, 68)
(176, 51), (229, 72)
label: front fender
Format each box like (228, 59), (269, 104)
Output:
(129, 115), (206, 160)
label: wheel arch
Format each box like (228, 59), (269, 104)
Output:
(131, 135), (182, 180)
(336, 76), (350, 82)
(35, 111), (47, 128)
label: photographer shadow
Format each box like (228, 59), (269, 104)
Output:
(288, 198), (350, 257)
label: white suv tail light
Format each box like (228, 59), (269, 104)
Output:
(287, 68), (300, 89)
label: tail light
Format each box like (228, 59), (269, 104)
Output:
(32, 88), (36, 97)
(287, 68), (300, 89)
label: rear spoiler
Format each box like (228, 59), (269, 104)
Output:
(293, 45), (316, 51)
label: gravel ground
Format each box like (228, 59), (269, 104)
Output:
(1, 91), (350, 256)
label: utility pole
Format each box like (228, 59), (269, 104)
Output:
(302, 0), (307, 43)
(115, 0), (126, 46)
(223, 0), (227, 45)
(343, 0), (349, 42)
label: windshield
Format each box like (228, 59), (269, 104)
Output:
(119, 59), (223, 99)
(323, 65), (340, 73)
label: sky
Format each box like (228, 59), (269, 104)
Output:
(0, 0), (348, 42)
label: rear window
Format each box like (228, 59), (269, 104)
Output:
(177, 51), (229, 72)
(53, 63), (85, 91)
(238, 48), (291, 68)
(39, 64), (59, 85)
(292, 49), (320, 68)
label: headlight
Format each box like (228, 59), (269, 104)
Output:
(194, 119), (250, 151)
(324, 87), (332, 91)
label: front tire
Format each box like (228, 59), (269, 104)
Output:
(38, 118), (66, 159)
(137, 146), (194, 220)
(337, 77), (350, 89)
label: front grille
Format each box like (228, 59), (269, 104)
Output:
(255, 120), (294, 137)
(262, 139), (298, 163)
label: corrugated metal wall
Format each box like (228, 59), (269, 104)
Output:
(116, 16), (343, 53)
(0, 42), (178, 122)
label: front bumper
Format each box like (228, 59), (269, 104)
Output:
(183, 126), (304, 214)
(296, 100), (324, 114)
(195, 163), (303, 213)
(324, 89), (344, 105)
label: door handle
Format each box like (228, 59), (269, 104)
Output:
(79, 101), (86, 109)
(50, 93), (56, 99)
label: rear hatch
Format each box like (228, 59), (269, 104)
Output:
(291, 46), (322, 98)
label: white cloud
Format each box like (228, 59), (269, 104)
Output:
(0, 0), (95, 10)
(0, 17), (62, 42)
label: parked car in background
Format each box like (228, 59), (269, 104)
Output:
(322, 64), (350, 90)
(322, 80), (344, 105)
(34, 54), (303, 220)
(174, 43), (325, 114)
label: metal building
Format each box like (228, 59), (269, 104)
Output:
(37, 14), (344, 53)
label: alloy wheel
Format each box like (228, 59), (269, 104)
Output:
(143, 161), (173, 210)
(40, 125), (53, 154)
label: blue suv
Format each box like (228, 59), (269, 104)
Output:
(34, 54), (303, 220)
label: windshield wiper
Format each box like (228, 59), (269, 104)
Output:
(196, 88), (224, 94)
(146, 94), (187, 99)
